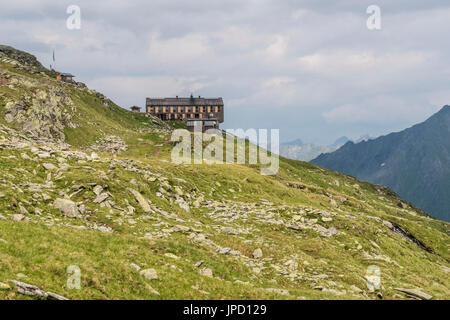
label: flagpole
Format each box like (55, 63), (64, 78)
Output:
(53, 49), (55, 71)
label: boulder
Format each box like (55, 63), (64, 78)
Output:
(53, 198), (79, 217)
(93, 193), (109, 203)
(128, 188), (151, 213)
(11, 214), (25, 221)
(0, 282), (11, 290)
(93, 185), (103, 195)
(199, 268), (213, 277)
(42, 163), (57, 171)
(394, 288), (432, 300)
(253, 248), (263, 259)
(140, 268), (158, 280)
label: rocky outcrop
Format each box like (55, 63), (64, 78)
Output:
(3, 84), (78, 141)
(0, 45), (45, 72)
(9, 280), (69, 300)
(394, 288), (432, 300)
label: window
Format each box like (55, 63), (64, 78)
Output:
(170, 106), (174, 113)
(214, 106), (218, 112)
(177, 106), (181, 113)
(207, 106), (211, 113)
(192, 106), (196, 113)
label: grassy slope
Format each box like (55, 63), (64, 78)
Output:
(0, 59), (449, 300)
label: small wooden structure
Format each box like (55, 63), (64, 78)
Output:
(56, 72), (75, 83)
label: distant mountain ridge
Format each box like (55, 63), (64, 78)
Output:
(312, 106), (450, 222)
(280, 136), (350, 161)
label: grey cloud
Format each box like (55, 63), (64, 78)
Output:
(1, 0), (450, 144)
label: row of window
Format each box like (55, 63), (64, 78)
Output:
(148, 106), (221, 113)
(160, 113), (215, 120)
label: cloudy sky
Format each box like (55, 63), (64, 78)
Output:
(1, 0), (450, 144)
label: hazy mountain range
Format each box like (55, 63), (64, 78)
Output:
(312, 106), (450, 222)
(280, 135), (375, 161)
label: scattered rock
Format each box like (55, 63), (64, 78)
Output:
(42, 163), (57, 171)
(218, 247), (231, 255)
(350, 285), (363, 293)
(128, 188), (151, 213)
(10, 280), (69, 300)
(37, 152), (51, 158)
(90, 135), (127, 154)
(130, 263), (141, 271)
(165, 253), (180, 260)
(19, 204), (28, 215)
(327, 227), (339, 236)
(441, 265), (450, 273)
(194, 261), (204, 268)
(222, 227), (239, 235)
(263, 288), (289, 296)
(140, 268), (158, 280)
(90, 152), (99, 160)
(394, 288), (432, 300)
(53, 198), (79, 217)
(11, 214), (25, 221)
(175, 198), (190, 213)
(199, 268), (213, 277)
(146, 284), (160, 295)
(0, 282), (10, 290)
(253, 248), (263, 259)
(93, 185), (103, 195)
(172, 225), (190, 232)
(397, 201), (408, 209)
(93, 193), (109, 203)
